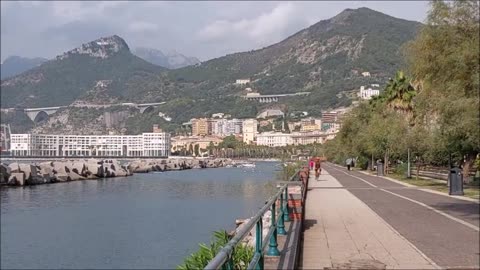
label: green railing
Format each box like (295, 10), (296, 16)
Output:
(204, 170), (303, 270)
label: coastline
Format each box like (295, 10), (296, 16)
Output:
(0, 157), (233, 187)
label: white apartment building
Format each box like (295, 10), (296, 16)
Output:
(10, 133), (171, 157)
(358, 86), (380, 100)
(242, 119), (258, 144)
(256, 132), (292, 147)
(211, 119), (243, 136)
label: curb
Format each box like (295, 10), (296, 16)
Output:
(357, 170), (480, 204)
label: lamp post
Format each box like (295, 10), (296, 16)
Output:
(407, 148), (411, 178)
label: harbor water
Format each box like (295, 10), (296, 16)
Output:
(0, 161), (280, 269)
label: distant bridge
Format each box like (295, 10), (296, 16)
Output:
(2, 102), (166, 123)
(243, 92), (310, 103)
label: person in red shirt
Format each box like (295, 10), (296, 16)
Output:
(309, 158), (315, 171)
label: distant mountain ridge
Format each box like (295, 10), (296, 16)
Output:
(1, 7), (422, 130)
(1, 35), (170, 107)
(1, 56), (48, 80)
(133, 47), (200, 69)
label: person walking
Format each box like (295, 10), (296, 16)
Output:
(346, 158), (352, 171)
(314, 157), (322, 180)
(309, 158), (315, 171)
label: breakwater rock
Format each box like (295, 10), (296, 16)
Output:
(0, 158), (233, 187)
(126, 158), (233, 173)
(233, 211), (273, 248)
(0, 159), (131, 186)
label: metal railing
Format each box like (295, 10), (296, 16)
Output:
(204, 170), (304, 270)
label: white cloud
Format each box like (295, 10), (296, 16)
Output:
(1, 1), (429, 62)
(128, 21), (159, 33)
(197, 2), (304, 43)
(51, 1), (124, 22)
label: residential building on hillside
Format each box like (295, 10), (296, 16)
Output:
(242, 119), (258, 144)
(257, 109), (284, 119)
(235, 78), (251, 85)
(362, 71), (371, 77)
(10, 132), (171, 157)
(358, 85), (380, 100)
(211, 113), (225, 119)
(210, 118), (243, 137)
(191, 118), (209, 136)
(227, 119), (243, 135)
(300, 117), (321, 132)
(321, 111), (338, 123)
(300, 124), (320, 132)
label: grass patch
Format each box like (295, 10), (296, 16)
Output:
(386, 173), (480, 200)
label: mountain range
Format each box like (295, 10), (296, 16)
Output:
(0, 7), (422, 132)
(133, 48), (200, 69)
(1, 56), (48, 80)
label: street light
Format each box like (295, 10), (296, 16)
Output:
(407, 148), (411, 178)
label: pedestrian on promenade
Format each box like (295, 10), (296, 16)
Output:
(315, 157), (322, 180)
(309, 158), (315, 171)
(346, 158), (353, 171)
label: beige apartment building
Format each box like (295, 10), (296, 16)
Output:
(242, 119), (258, 144)
(300, 124), (320, 132)
(171, 136), (223, 156)
(191, 118), (209, 136)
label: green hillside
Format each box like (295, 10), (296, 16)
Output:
(0, 8), (423, 132)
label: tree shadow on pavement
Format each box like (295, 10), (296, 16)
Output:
(431, 201), (480, 223)
(303, 219), (318, 230)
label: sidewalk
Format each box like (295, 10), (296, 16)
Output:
(300, 169), (438, 269)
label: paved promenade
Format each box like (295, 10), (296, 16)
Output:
(300, 163), (480, 269)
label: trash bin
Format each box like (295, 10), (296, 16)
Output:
(449, 167), (464, 195)
(377, 162), (384, 176)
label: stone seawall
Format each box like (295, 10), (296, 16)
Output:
(0, 158), (233, 187)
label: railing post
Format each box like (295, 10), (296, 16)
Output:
(223, 255), (233, 270)
(283, 186), (290, 222)
(255, 219), (264, 270)
(267, 202), (280, 256)
(277, 188), (287, 235)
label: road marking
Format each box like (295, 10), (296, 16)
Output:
(351, 186), (441, 269)
(326, 164), (480, 232)
(380, 188), (480, 232)
(355, 170), (480, 204)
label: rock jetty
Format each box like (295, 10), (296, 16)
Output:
(0, 158), (233, 187)
(127, 158), (232, 173)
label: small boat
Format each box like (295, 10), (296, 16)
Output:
(241, 163), (256, 168)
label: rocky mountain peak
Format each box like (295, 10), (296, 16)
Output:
(133, 47), (200, 69)
(56, 35), (130, 60)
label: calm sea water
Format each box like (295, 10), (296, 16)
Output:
(0, 161), (280, 269)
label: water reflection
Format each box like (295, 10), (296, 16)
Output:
(1, 161), (280, 269)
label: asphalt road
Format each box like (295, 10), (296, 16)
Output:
(323, 162), (480, 269)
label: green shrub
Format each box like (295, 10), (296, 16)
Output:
(394, 162), (409, 176)
(177, 230), (254, 270)
(356, 156), (369, 170)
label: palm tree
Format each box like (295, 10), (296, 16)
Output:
(384, 71), (417, 118)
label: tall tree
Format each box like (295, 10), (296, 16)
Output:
(406, 0), (480, 175)
(383, 71), (417, 119)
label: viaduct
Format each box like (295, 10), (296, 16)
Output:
(3, 102), (166, 123)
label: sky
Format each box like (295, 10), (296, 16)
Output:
(0, 1), (429, 62)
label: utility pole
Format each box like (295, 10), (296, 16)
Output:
(407, 148), (411, 178)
